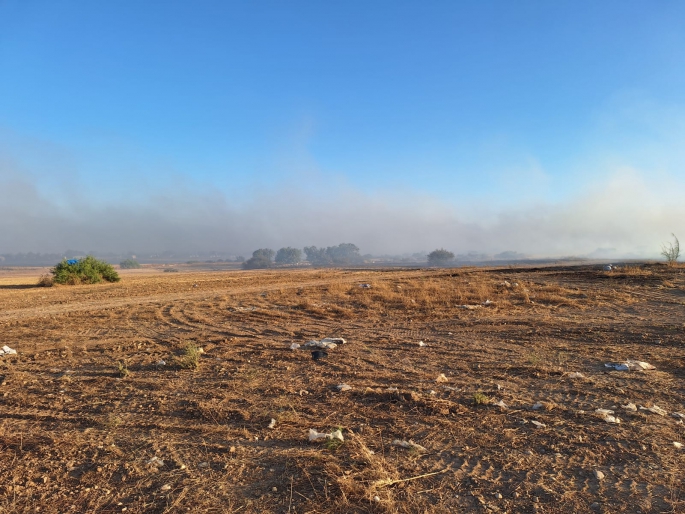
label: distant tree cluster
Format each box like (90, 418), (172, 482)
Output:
(241, 243), (362, 269)
(427, 248), (455, 266)
(120, 259), (141, 269)
(304, 244), (361, 266)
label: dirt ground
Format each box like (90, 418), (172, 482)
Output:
(0, 264), (683, 513)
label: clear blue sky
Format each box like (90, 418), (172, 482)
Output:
(1, 1), (684, 256)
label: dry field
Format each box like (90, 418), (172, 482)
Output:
(0, 264), (684, 513)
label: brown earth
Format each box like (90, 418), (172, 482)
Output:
(0, 264), (684, 513)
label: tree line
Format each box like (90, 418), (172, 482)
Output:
(242, 244), (363, 269)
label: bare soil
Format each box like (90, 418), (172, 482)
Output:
(0, 264), (684, 513)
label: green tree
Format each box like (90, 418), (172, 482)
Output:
(120, 259), (141, 269)
(275, 247), (302, 264)
(427, 249), (455, 266)
(242, 248), (274, 269)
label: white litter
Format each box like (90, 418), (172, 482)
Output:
(289, 343), (301, 350)
(604, 360), (656, 372)
(530, 420), (546, 428)
(359, 283), (372, 288)
(436, 373), (449, 383)
(386, 387), (399, 392)
(155, 360), (166, 366)
(594, 470), (605, 480)
(603, 415), (621, 424)
(595, 408), (615, 416)
(391, 439), (427, 452)
(459, 305), (482, 310)
(0, 346), (17, 356)
(621, 403), (637, 412)
(482, 299), (495, 306)
(568, 372), (585, 379)
(603, 264), (613, 271)
(418, 341), (426, 347)
(198, 462), (209, 468)
(303, 338), (346, 350)
(671, 412), (685, 420)
(532, 402), (544, 410)
(673, 442), (683, 449)
(494, 400), (508, 409)
(160, 484), (171, 492)
(308, 429), (344, 443)
(147, 456), (164, 467)
(640, 405), (667, 416)
(336, 384), (352, 392)
(268, 418), (277, 429)
(321, 337), (346, 345)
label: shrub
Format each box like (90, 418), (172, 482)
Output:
(275, 247), (302, 265)
(176, 343), (201, 370)
(37, 274), (54, 287)
(304, 244), (361, 266)
(427, 249), (455, 266)
(51, 256), (120, 285)
(661, 233), (680, 266)
(120, 259), (141, 269)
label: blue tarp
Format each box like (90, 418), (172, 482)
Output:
(66, 259), (79, 265)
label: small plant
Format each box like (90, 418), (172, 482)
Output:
(473, 392), (491, 405)
(120, 259), (141, 269)
(51, 256), (120, 285)
(117, 360), (130, 378)
(661, 233), (680, 266)
(176, 343), (201, 370)
(37, 274), (54, 287)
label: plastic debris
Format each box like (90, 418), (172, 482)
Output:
(436, 373), (449, 383)
(640, 405), (667, 416)
(530, 420), (546, 428)
(532, 402), (544, 410)
(595, 408), (615, 416)
(671, 412), (685, 420)
(482, 299), (495, 306)
(309, 429), (344, 443)
(268, 418), (276, 429)
(359, 283), (372, 288)
(494, 400), (508, 409)
(0, 346), (17, 356)
(459, 305), (481, 310)
(160, 484), (171, 491)
(567, 372), (585, 379)
(198, 462), (209, 468)
(674, 442), (683, 449)
(621, 403), (637, 412)
(594, 470), (605, 480)
(304, 337), (345, 350)
(147, 456), (164, 467)
(155, 360), (166, 367)
(289, 343), (301, 350)
(603, 415), (620, 424)
(311, 350), (328, 361)
(603, 264), (613, 271)
(336, 383), (352, 392)
(391, 439), (426, 452)
(418, 341), (426, 347)
(604, 360), (656, 371)
(386, 387), (399, 392)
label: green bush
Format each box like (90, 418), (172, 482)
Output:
(51, 256), (121, 285)
(120, 259), (141, 269)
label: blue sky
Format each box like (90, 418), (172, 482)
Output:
(1, 1), (684, 255)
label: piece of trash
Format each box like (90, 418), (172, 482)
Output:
(386, 386), (399, 392)
(289, 343), (301, 350)
(503, 281), (511, 287)
(494, 400), (508, 409)
(391, 439), (426, 452)
(429, 390), (437, 395)
(359, 283), (372, 288)
(595, 409), (615, 416)
(299, 390), (309, 396)
(198, 462), (209, 468)
(311, 350), (328, 361)
(532, 402), (544, 410)
(604, 360), (656, 371)
(671, 412), (685, 420)
(321, 337), (346, 345)
(268, 418), (276, 429)
(147, 456), (164, 467)
(482, 299), (495, 306)
(640, 405), (667, 416)
(160, 484), (171, 492)
(436, 373), (449, 383)
(602, 415), (621, 424)
(594, 470), (605, 480)
(373, 495), (381, 502)
(530, 420), (546, 428)
(459, 305), (481, 310)
(303, 338), (340, 350)
(673, 442), (683, 449)
(603, 264), (613, 271)
(0, 346), (17, 356)
(418, 341), (426, 347)
(336, 384), (352, 392)
(621, 403), (637, 412)
(308, 429), (344, 442)
(155, 360), (166, 367)
(568, 372), (585, 379)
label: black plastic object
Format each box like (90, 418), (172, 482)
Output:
(311, 350), (328, 361)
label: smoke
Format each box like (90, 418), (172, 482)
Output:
(1, 163), (683, 258)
